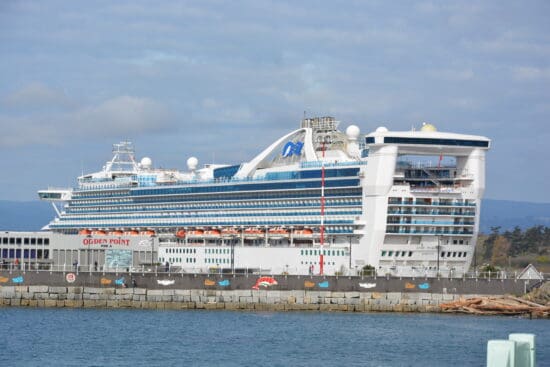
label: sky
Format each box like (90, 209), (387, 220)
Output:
(0, 0), (549, 203)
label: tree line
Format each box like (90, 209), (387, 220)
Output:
(480, 225), (550, 269)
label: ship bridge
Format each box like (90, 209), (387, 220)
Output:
(38, 188), (72, 201)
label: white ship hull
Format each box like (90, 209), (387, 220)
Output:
(2, 118), (489, 277)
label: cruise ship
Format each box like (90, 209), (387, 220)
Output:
(1, 117), (490, 277)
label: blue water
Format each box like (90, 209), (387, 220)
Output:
(0, 308), (548, 366)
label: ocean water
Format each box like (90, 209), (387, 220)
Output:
(0, 308), (548, 367)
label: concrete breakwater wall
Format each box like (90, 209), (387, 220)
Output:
(0, 271), (535, 312)
(1, 285), (499, 312)
(0, 271), (532, 294)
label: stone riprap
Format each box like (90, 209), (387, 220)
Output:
(0, 285), (501, 312)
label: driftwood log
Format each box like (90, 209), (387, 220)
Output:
(440, 296), (550, 317)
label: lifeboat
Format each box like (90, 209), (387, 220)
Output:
(221, 228), (240, 238)
(91, 230), (106, 236)
(293, 228), (313, 239)
(187, 229), (204, 238)
(268, 227), (290, 239)
(175, 229), (186, 238)
(124, 230), (139, 236)
(139, 230), (156, 236)
(243, 227), (264, 240)
(79, 229), (92, 236)
(203, 229), (221, 239)
(109, 230), (123, 236)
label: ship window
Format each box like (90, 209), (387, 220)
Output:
(383, 136), (489, 147)
(2, 238), (7, 244)
(37, 238), (43, 245)
(441, 252), (445, 258)
(381, 251), (387, 257)
(459, 240), (464, 244)
(452, 252), (457, 257)
(24, 238), (29, 245)
(408, 251), (413, 257)
(388, 251), (393, 256)
(30, 238), (36, 245)
(453, 240), (457, 244)
(401, 251), (406, 257)
(9, 238), (15, 245)
(16, 238), (22, 245)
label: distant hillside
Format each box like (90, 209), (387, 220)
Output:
(480, 199), (550, 233)
(0, 199), (549, 233)
(0, 200), (53, 231)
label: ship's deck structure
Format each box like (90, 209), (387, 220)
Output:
(2, 117), (489, 276)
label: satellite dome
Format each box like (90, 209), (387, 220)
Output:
(345, 125), (360, 141)
(375, 126), (388, 133)
(187, 157), (198, 171)
(140, 157), (152, 169)
(421, 122), (437, 132)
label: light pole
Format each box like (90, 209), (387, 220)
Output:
(436, 236), (441, 277)
(230, 237), (235, 274)
(348, 235), (352, 273)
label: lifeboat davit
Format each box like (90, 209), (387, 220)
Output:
(268, 227), (290, 239)
(243, 227), (264, 240)
(187, 229), (204, 238)
(221, 228), (240, 238)
(139, 230), (156, 236)
(203, 229), (221, 239)
(293, 228), (313, 239)
(79, 229), (92, 236)
(175, 229), (186, 238)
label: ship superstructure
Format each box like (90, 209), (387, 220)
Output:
(3, 117), (489, 276)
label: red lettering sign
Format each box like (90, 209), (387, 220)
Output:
(82, 238), (130, 246)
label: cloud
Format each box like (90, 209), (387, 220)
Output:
(3, 82), (72, 109)
(427, 68), (475, 81)
(0, 94), (174, 147)
(73, 96), (172, 135)
(512, 66), (550, 81)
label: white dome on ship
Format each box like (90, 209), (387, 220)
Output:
(375, 126), (388, 133)
(187, 157), (198, 171)
(421, 122), (437, 132)
(345, 125), (360, 141)
(140, 157), (152, 169)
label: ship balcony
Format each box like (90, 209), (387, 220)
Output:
(386, 220), (475, 226)
(409, 185), (463, 194)
(387, 210), (475, 216)
(387, 202), (476, 207)
(385, 228), (474, 235)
